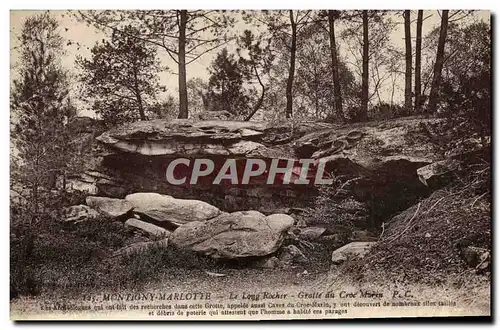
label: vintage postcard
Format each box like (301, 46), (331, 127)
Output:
(9, 9), (491, 320)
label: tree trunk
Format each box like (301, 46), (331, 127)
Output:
(427, 10), (449, 113)
(245, 64), (266, 121)
(360, 10), (369, 121)
(285, 10), (297, 119)
(136, 91), (146, 120)
(328, 10), (344, 121)
(177, 10), (188, 119)
(404, 10), (412, 113)
(414, 10), (423, 112)
(133, 65), (146, 120)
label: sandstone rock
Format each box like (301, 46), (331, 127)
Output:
(63, 205), (100, 223)
(97, 119), (270, 155)
(417, 159), (461, 187)
(88, 117), (444, 217)
(66, 170), (127, 197)
(295, 117), (440, 177)
(297, 227), (326, 241)
(86, 196), (133, 219)
(125, 218), (171, 239)
(170, 211), (294, 258)
(125, 193), (221, 226)
(278, 245), (307, 264)
(476, 251), (491, 272)
(112, 238), (169, 258)
(331, 242), (376, 264)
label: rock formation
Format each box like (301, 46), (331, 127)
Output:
(69, 116), (450, 222)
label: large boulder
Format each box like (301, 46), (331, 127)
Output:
(170, 211), (294, 258)
(125, 193), (221, 226)
(86, 196), (133, 219)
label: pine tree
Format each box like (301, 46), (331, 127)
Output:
(77, 25), (166, 125)
(206, 48), (249, 115)
(11, 13), (73, 220)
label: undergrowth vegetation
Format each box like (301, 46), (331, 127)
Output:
(333, 148), (491, 284)
(10, 212), (223, 297)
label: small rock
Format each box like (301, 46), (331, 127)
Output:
(296, 218), (307, 228)
(476, 251), (490, 272)
(63, 205), (100, 223)
(297, 227), (326, 241)
(279, 245), (308, 264)
(425, 233), (431, 238)
(331, 242), (376, 264)
(296, 270), (309, 277)
(205, 271), (227, 277)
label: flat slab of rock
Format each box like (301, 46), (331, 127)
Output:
(125, 193), (221, 226)
(170, 211), (294, 258)
(86, 196), (133, 219)
(296, 117), (441, 178)
(331, 242), (376, 264)
(125, 218), (171, 239)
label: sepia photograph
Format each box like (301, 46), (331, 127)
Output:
(9, 8), (491, 320)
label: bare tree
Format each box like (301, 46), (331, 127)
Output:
(404, 10), (413, 113)
(427, 10), (449, 113)
(246, 10), (312, 119)
(285, 10), (298, 119)
(328, 10), (344, 121)
(415, 10), (423, 112)
(80, 10), (233, 119)
(360, 10), (369, 121)
(236, 30), (274, 121)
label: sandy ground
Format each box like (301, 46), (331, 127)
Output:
(10, 266), (490, 320)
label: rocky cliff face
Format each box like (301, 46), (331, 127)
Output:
(70, 116), (446, 227)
